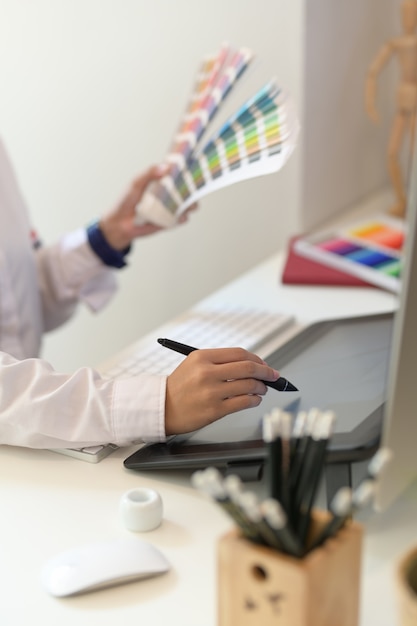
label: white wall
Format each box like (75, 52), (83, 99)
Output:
(302, 0), (399, 229)
(0, 0), (304, 371)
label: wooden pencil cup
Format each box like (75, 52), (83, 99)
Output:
(218, 510), (363, 626)
(396, 545), (417, 626)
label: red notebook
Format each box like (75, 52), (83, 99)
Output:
(281, 236), (374, 287)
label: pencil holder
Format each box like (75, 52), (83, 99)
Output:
(217, 509), (363, 626)
(396, 545), (417, 626)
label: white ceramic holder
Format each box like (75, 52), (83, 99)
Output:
(119, 487), (163, 532)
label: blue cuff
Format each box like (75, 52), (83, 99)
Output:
(86, 222), (131, 269)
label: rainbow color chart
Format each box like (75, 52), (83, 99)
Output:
(294, 216), (405, 292)
(136, 44), (299, 227)
(169, 43), (250, 159)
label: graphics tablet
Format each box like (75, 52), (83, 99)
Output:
(124, 312), (393, 475)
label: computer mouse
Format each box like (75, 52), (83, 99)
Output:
(41, 537), (170, 597)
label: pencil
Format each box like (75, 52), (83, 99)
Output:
(289, 408), (320, 527)
(294, 411), (335, 544)
(237, 491), (284, 551)
(309, 486), (353, 549)
(191, 468), (262, 542)
(310, 448), (392, 549)
(260, 498), (303, 558)
(262, 409), (283, 503)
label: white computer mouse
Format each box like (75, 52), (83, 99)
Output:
(41, 537), (170, 597)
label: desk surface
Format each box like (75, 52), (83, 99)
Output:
(0, 249), (412, 626)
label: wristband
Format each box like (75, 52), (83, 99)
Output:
(86, 221), (131, 268)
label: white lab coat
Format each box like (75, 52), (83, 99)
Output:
(0, 138), (166, 449)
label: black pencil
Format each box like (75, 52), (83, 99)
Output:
(237, 491), (284, 551)
(295, 411), (335, 544)
(191, 468), (262, 542)
(310, 448), (392, 549)
(260, 498), (303, 558)
(262, 409), (283, 503)
(289, 408), (319, 527)
(310, 486), (353, 549)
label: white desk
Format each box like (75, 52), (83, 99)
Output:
(0, 250), (411, 626)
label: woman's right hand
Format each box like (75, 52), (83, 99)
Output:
(164, 347), (280, 436)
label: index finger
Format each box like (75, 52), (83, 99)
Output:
(193, 347), (280, 383)
(197, 347), (265, 365)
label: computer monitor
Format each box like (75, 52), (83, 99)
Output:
(374, 138), (417, 511)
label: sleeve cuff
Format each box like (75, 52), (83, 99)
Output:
(87, 221), (131, 269)
(110, 374), (167, 444)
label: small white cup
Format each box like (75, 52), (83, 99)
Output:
(119, 487), (163, 532)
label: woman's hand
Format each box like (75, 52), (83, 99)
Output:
(164, 347), (280, 435)
(99, 164), (197, 250)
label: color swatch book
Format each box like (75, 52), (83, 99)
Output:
(135, 43), (299, 227)
(293, 215), (405, 293)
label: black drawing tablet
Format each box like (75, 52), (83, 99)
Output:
(124, 312), (393, 474)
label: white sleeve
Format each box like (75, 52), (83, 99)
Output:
(36, 228), (119, 332)
(0, 350), (167, 449)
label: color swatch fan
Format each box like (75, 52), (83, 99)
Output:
(135, 44), (299, 227)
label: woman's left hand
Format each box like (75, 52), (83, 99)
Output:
(99, 164), (197, 249)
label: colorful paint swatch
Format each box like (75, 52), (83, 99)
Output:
(149, 80), (297, 216)
(135, 44), (299, 227)
(293, 217), (405, 293)
(169, 45), (254, 166)
(348, 222), (404, 250)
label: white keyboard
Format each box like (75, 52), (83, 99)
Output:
(101, 306), (295, 379)
(52, 306), (295, 463)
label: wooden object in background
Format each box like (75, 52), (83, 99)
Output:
(397, 545), (417, 626)
(365, 0), (417, 218)
(218, 510), (363, 626)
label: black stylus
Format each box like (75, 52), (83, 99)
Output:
(157, 337), (298, 392)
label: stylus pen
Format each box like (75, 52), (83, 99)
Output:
(157, 338), (298, 392)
